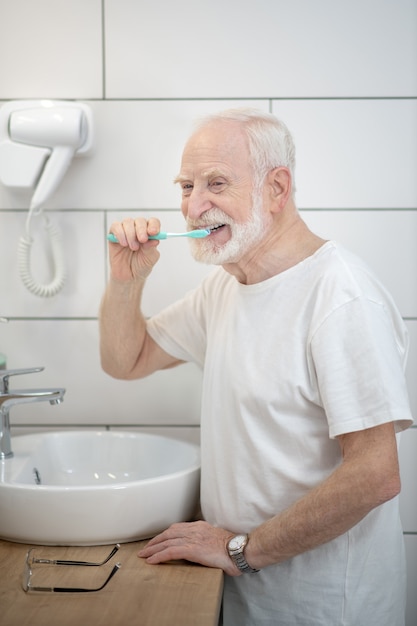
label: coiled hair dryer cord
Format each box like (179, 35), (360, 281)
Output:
(18, 213), (66, 297)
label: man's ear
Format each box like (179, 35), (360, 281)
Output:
(266, 167), (293, 212)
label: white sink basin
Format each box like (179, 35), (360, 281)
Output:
(0, 431), (200, 546)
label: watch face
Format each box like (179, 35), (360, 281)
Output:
(229, 535), (246, 551)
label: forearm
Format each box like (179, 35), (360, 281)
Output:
(99, 276), (148, 379)
(247, 425), (400, 569)
(249, 468), (373, 567)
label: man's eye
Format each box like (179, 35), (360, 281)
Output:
(181, 183), (193, 195)
(209, 180), (226, 192)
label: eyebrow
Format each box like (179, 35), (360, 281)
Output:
(173, 168), (228, 185)
(173, 174), (188, 185)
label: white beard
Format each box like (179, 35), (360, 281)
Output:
(187, 192), (270, 265)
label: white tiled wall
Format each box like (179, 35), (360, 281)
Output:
(0, 0), (103, 99)
(103, 0), (417, 99)
(0, 1), (416, 622)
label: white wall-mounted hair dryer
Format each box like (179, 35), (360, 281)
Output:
(0, 100), (93, 297)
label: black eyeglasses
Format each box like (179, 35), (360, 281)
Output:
(22, 544), (121, 593)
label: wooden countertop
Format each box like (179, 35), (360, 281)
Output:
(0, 540), (223, 626)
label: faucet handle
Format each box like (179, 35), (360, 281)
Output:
(0, 367), (44, 393)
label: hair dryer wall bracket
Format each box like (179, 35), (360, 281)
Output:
(0, 99), (93, 211)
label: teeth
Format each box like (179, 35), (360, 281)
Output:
(209, 224), (225, 232)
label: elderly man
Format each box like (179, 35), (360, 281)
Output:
(100, 109), (412, 625)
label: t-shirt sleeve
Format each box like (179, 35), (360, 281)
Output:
(310, 295), (413, 438)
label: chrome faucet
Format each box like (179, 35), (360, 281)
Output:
(0, 367), (65, 460)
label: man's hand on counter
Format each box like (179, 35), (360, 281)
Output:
(138, 520), (241, 576)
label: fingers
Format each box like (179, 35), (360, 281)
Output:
(107, 216), (161, 282)
(108, 217), (161, 250)
(138, 523), (191, 561)
(138, 538), (189, 565)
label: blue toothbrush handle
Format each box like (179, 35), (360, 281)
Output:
(107, 229), (209, 243)
(148, 232), (168, 240)
(107, 232), (168, 242)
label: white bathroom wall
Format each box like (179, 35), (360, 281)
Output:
(0, 0), (416, 622)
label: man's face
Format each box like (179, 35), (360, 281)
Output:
(175, 121), (271, 265)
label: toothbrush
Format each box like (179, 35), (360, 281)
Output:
(107, 229), (211, 243)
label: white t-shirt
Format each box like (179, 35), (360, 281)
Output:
(147, 241), (413, 626)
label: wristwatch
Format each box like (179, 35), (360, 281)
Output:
(227, 534), (259, 574)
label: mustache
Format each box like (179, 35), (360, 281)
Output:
(187, 208), (231, 229)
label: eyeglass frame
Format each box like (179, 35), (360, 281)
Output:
(22, 544), (121, 593)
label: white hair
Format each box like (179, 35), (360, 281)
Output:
(193, 108), (297, 193)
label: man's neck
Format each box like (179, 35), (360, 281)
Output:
(222, 214), (327, 285)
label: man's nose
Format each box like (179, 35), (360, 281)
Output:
(183, 188), (213, 221)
